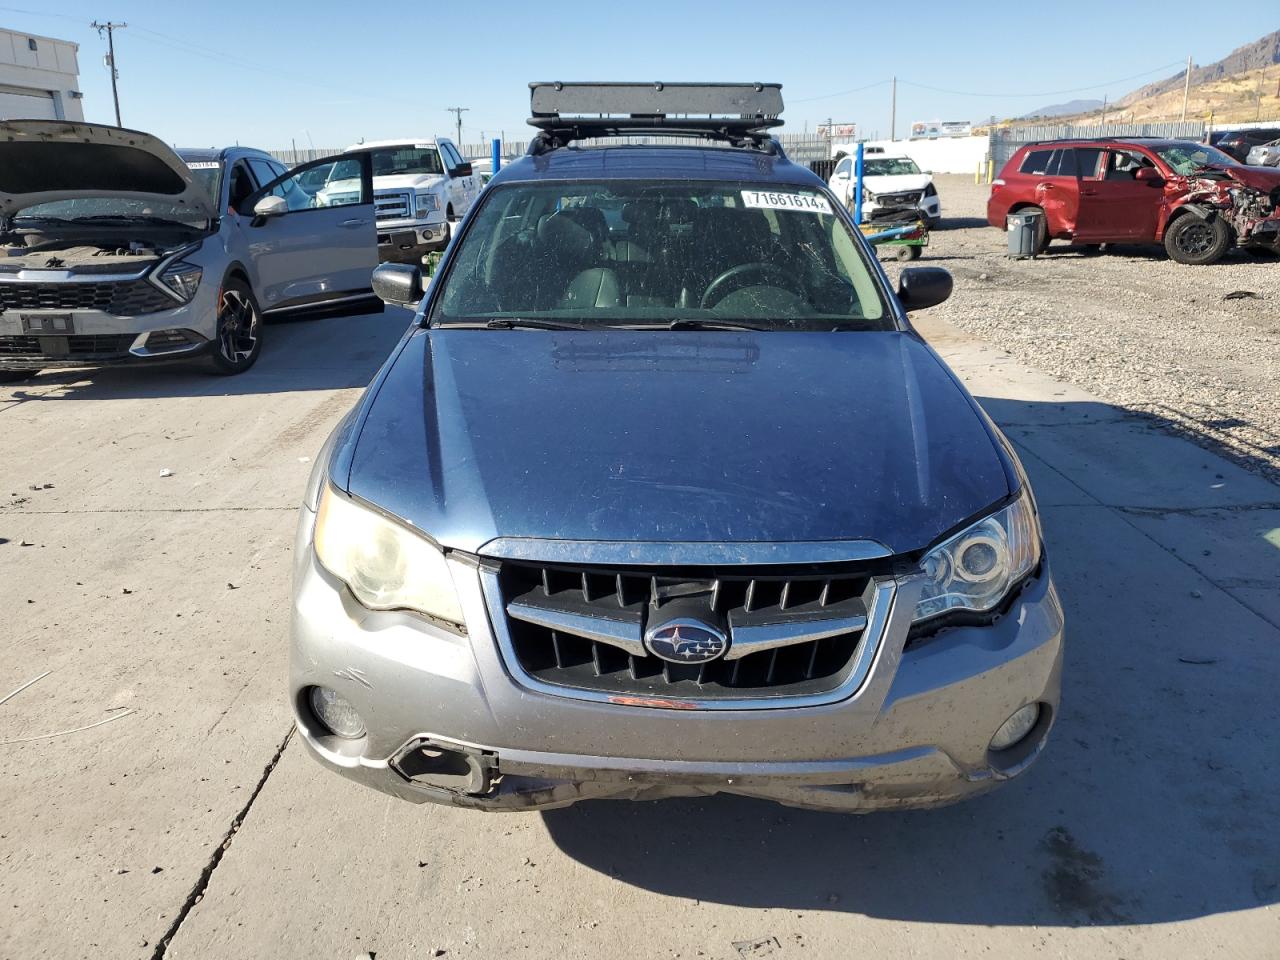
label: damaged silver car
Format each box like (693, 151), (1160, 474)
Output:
(0, 121), (379, 381)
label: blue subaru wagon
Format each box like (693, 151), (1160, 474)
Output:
(288, 83), (1064, 812)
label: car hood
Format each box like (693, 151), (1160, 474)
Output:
(864, 173), (932, 193)
(0, 120), (216, 220)
(372, 174), (446, 191)
(1222, 164), (1280, 191)
(344, 329), (1013, 557)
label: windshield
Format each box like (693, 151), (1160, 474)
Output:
(864, 158), (921, 176)
(430, 180), (889, 329)
(183, 161), (223, 203)
(1156, 143), (1238, 175)
(368, 146), (443, 177)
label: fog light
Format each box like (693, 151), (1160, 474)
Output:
(990, 703), (1040, 751)
(307, 686), (365, 739)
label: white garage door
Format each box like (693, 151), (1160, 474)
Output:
(0, 86), (58, 121)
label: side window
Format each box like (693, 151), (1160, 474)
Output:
(440, 143), (462, 172)
(1074, 148), (1104, 180)
(1047, 148), (1076, 177)
(1019, 149), (1054, 175)
(247, 156), (369, 215)
(226, 161), (258, 211)
(834, 158), (852, 177)
(1103, 150), (1151, 181)
(246, 159), (283, 198)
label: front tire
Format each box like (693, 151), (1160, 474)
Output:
(1164, 214), (1231, 265)
(208, 278), (263, 375)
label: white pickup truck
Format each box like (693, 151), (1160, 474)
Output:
(319, 137), (482, 263)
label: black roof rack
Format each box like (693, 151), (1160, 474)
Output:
(527, 82), (784, 155)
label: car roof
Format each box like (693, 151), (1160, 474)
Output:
(347, 138), (441, 151)
(175, 146), (275, 164)
(489, 144), (825, 188)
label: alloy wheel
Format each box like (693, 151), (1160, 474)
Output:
(1176, 221), (1216, 257)
(217, 288), (259, 363)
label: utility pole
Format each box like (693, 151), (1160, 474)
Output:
(446, 106), (469, 147)
(91, 21), (126, 126)
(1100, 95), (1108, 126)
(1257, 71), (1265, 122)
(1181, 55), (1192, 122)
(889, 76), (897, 141)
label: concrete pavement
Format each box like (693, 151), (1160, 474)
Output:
(2, 305), (1277, 959)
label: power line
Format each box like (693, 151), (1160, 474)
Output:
(90, 20), (126, 126)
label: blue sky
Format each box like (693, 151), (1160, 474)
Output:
(3, 0), (1277, 152)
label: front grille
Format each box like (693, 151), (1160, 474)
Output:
(0, 279), (176, 315)
(0, 334), (136, 360)
(375, 191), (412, 221)
(878, 191), (923, 206)
(496, 561), (877, 700)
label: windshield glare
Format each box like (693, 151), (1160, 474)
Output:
(15, 196), (207, 225)
(1156, 143), (1237, 174)
(369, 147), (443, 177)
(431, 181), (889, 329)
(865, 158), (921, 176)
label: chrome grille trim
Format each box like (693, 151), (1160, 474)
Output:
(725, 611), (868, 661)
(506, 598), (645, 657)
(483, 564), (898, 711)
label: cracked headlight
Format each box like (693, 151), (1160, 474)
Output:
(416, 192), (440, 216)
(156, 261), (202, 302)
(313, 485), (465, 631)
(914, 491), (1040, 622)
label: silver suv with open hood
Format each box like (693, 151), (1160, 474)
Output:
(0, 121), (380, 379)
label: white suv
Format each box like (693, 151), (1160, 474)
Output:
(828, 152), (942, 227)
(0, 121), (379, 379)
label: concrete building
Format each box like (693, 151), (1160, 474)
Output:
(0, 28), (83, 121)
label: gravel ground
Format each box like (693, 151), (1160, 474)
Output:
(885, 175), (1280, 483)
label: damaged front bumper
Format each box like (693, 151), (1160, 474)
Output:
(290, 504), (1065, 814)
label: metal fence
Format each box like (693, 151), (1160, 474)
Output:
(269, 133), (836, 168)
(988, 120), (1206, 170)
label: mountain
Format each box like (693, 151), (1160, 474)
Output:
(1021, 99), (1104, 120)
(1118, 30), (1280, 106)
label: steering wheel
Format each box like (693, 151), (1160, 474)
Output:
(700, 262), (803, 309)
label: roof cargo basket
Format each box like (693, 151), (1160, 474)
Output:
(527, 82), (785, 154)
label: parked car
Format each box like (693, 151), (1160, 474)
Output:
(0, 121), (379, 380)
(987, 138), (1280, 264)
(290, 82), (1063, 814)
(1211, 127), (1280, 162)
(1245, 139), (1280, 167)
(828, 152), (941, 227)
(337, 138), (483, 264)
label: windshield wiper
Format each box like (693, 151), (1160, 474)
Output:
(481, 318), (586, 330)
(75, 215), (195, 227)
(660, 318), (772, 331)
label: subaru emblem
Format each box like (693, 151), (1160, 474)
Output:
(644, 620), (729, 664)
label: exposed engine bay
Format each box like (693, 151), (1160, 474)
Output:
(0, 231), (199, 274)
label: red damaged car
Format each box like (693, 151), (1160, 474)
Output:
(987, 138), (1280, 264)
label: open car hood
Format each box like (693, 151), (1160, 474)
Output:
(0, 120), (216, 220)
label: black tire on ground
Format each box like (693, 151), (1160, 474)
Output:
(0, 369), (36, 384)
(1164, 214), (1232, 265)
(894, 244), (922, 261)
(208, 276), (263, 375)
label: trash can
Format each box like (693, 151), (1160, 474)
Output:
(1007, 210), (1041, 259)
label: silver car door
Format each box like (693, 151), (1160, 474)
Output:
(240, 153), (377, 312)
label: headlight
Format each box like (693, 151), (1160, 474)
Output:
(156, 260), (202, 302)
(862, 188), (877, 202)
(923, 182), (938, 198)
(914, 491), (1040, 622)
(416, 192), (440, 216)
(313, 485), (465, 630)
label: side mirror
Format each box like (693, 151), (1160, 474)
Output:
(452, 162), (473, 177)
(252, 195), (288, 220)
(372, 262), (424, 305)
(897, 267), (952, 312)
(1135, 167), (1164, 184)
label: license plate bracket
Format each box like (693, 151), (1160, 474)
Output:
(20, 314), (74, 335)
